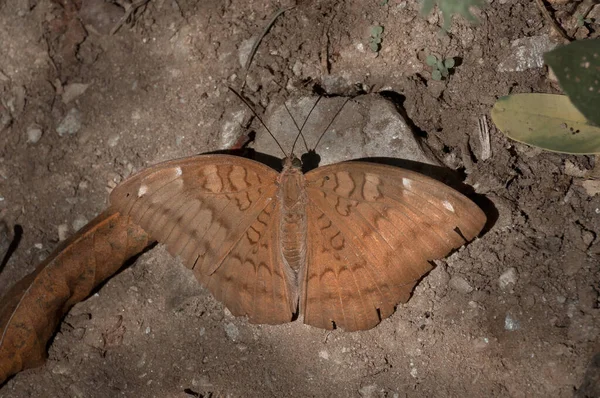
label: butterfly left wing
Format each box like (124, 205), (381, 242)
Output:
(110, 155), (294, 324)
(302, 162), (486, 331)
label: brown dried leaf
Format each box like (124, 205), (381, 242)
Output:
(0, 209), (151, 385)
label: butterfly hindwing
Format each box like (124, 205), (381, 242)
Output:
(110, 155), (294, 324)
(303, 162), (486, 331)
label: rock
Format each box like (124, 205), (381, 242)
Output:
(0, 104), (11, 132)
(256, 95), (439, 167)
(56, 108), (83, 136)
(449, 276), (473, 294)
(504, 314), (520, 331)
(224, 322), (239, 341)
(238, 36), (255, 68)
(564, 159), (589, 178)
(72, 216), (88, 232)
(358, 384), (378, 398)
(428, 264), (450, 296)
(581, 179), (600, 196)
(318, 350), (329, 360)
(497, 35), (557, 72)
(26, 124), (43, 144)
(79, 0), (125, 35)
(58, 224), (69, 241)
(498, 267), (518, 290)
(62, 83), (90, 104)
(107, 134), (120, 147)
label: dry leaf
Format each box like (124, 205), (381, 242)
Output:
(0, 209), (151, 384)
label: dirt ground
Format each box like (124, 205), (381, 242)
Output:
(1, 0), (599, 397)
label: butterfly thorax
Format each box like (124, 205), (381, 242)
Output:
(278, 157), (308, 294)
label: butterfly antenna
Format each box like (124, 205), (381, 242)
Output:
(312, 97), (351, 151)
(289, 96), (323, 156)
(228, 87), (287, 157)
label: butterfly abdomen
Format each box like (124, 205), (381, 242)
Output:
(278, 166), (308, 296)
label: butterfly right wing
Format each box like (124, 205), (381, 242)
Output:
(110, 155), (294, 324)
(303, 162), (486, 331)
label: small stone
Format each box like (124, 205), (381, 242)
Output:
(107, 134), (120, 147)
(34, 243), (43, 250)
(72, 216), (88, 232)
(358, 384), (378, 398)
(79, 0), (125, 35)
(318, 350), (329, 360)
(472, 336), (490, 351)
(498, 267), (518, 290)
(564, 160), (589, 178)
(581, 180), (600, 196)
(26, 125), (43, 144)
(497, 35), (557, 72)
(238, 36), (255, 68)
(62, 83), (90, 104)
(504, 314), (520, 331)
(58, 224), (69, 241)
(56, 108), (83, 136)
(449, 276), (473, 294)
(224, 322), (239, 341)
(145, 326), (151, 334)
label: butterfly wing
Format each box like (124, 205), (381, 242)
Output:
(110, 155), (294, 324)
(302, 162), (486, 331)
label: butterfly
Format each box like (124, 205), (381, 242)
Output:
(109, 96), (486, 331)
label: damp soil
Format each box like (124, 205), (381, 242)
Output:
(0, 0), (599, 397)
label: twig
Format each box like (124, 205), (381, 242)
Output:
(111, 0), (151, 35)
(240, 6), (295, 90)
(478, 115), (491, 161)
(534, 0), (573, 42)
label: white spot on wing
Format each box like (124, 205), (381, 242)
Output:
(137, 184), (148, 197)
(175, 166), (182, 177)
(442, 200), (454, 212)
(402, 178), (412, 189)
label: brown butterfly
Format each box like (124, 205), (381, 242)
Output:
(109, 97), (486, 331)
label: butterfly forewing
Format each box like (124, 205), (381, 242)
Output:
(110, 155), (295, 324)
(303, 162), (486, 331)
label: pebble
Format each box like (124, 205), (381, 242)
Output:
(62, 83), (89, 104)
(26, 124), (43, 144)
(318, 350), (329, 360)
(56, 108), (83, 136)
(449, 276), (474, 294)
(582, 180), (600, 196)
(504, 314), (520, 331)
(72, 216), (88, 232)
(472, 336), (490, 351)
(358, 384), (378, 398)
(498, 267), (518, 290)
(497, 35), (557, 72)
(224, 322), (239, 341)
(58, 224), (69, 241)
(107, 134), (120, 147)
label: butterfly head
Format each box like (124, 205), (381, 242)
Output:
(283, 155), (303, 171)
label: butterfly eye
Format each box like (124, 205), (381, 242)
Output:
(292, 157), (302, 168)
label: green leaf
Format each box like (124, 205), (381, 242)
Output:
(441, 67), (449, 77)
(544, 38), (600, 126)
(444, 57), (455, 68)
(371, 37), (382, 44)
(426, 55), (438, 66)
(380, 0), (389, 5)
(369, 42), (381, 52)
(436, 60), (444, 70)
(371, 25), (384, 37)
(420, 0), (486, 31)
(491, 93), (600, 154)
(432, 69), (443, 80)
